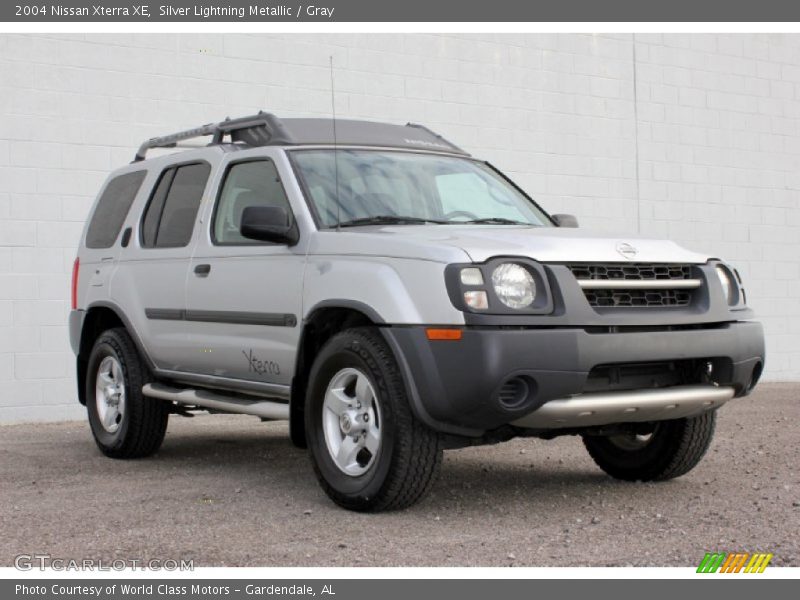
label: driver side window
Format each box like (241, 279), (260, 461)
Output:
(213, 159), (292, 245)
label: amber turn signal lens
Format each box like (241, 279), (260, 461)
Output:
(425, 328), (463, 341)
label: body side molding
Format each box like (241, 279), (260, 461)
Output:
(145, 308), (297, 327)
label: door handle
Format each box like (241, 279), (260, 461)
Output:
(194, 264), (211, 276)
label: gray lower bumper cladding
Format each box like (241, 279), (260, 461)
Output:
(385, 320), (765, 435)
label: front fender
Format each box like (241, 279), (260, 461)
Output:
(302, 257), (464, 325)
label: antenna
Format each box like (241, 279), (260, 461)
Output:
(329, 55), (341, 231)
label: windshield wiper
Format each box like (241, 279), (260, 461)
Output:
(337, 215), (448, 228)
(461, 217), (533, 225)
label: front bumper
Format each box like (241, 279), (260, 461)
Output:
(384, 321), (765, 436)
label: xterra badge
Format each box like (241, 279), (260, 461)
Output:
(242, 349), (281, 376)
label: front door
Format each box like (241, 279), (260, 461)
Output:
(184, 153), (305, 392)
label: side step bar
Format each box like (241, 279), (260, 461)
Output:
(142, 383), (289, 420)
(512, 384), (735, 430)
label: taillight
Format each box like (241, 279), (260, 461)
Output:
(71, 257), (79, 310)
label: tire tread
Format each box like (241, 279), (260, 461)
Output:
(655, 410), (716, 480)
(88, 327), (168, 459)
(309, 327), (441, 511)
(583, 411), (716, 482)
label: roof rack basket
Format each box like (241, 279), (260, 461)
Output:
(133, 111), (293, 162)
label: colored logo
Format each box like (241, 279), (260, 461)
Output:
(697, 552), (773, 573)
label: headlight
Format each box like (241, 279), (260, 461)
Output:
(491, 263), (536, 309)
(459, 267), (484, 286)
(716, 265), (734, 305)
(448, 259), (553, 315)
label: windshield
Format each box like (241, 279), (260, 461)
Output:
(290, 150), (552, 228)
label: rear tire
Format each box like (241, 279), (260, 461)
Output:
(582, 411), (716, 481)
(86, 327), (169, 458)
(305, 327), (442, 511)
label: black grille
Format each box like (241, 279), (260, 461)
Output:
(567, 263), (696, 308)
(584, 358), (728, 393)
(568, 263), (692, 281)
(584, 288), (692, 307)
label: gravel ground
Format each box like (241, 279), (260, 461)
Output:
(1, 383), (797, 567)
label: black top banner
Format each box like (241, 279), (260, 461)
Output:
(5, 0), (800, 22)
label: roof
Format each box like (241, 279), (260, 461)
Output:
(133, 112), (468, 162)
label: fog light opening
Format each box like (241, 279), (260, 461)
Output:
(497, 376), (537, 410)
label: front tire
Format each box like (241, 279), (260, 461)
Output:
(582, 411), (717, 482)
(305, 327), (442, 511)
(86, 327), (169, 458)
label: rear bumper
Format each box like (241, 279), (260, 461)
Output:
(383, 321), (765, 436)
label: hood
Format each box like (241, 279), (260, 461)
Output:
(308, 225), (712, 264)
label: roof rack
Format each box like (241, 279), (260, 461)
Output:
(405, 122), (466, 154)
(133, 111), (292, 162)
(133, 112), (468, 162)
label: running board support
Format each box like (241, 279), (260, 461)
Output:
(512, 384), (735, 430)
(142, 383), (289, 421)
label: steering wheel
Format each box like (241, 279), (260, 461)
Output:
(443, 210), (479, 221)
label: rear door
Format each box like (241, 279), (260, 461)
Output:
(110, 159), (213, 372)
(183, 150), (305, 391)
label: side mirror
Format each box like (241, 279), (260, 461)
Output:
(552, 213), (579, 228)
(240, 206), (298, 245)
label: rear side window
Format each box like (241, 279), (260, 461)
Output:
(140, 162), (210, 248)
(85, 171), (146, 249)
(141, 169), (174, 248)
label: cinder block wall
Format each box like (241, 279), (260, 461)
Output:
(1, 33), (798, 422)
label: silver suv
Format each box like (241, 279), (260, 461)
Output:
(70, 112), (765, 511)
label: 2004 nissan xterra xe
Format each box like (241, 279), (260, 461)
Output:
(70, 112), (765, 511)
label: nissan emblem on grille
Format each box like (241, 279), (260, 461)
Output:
(616, 242), (638, 260)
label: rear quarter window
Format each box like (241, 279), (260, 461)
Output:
(85, 171), (147, 249)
